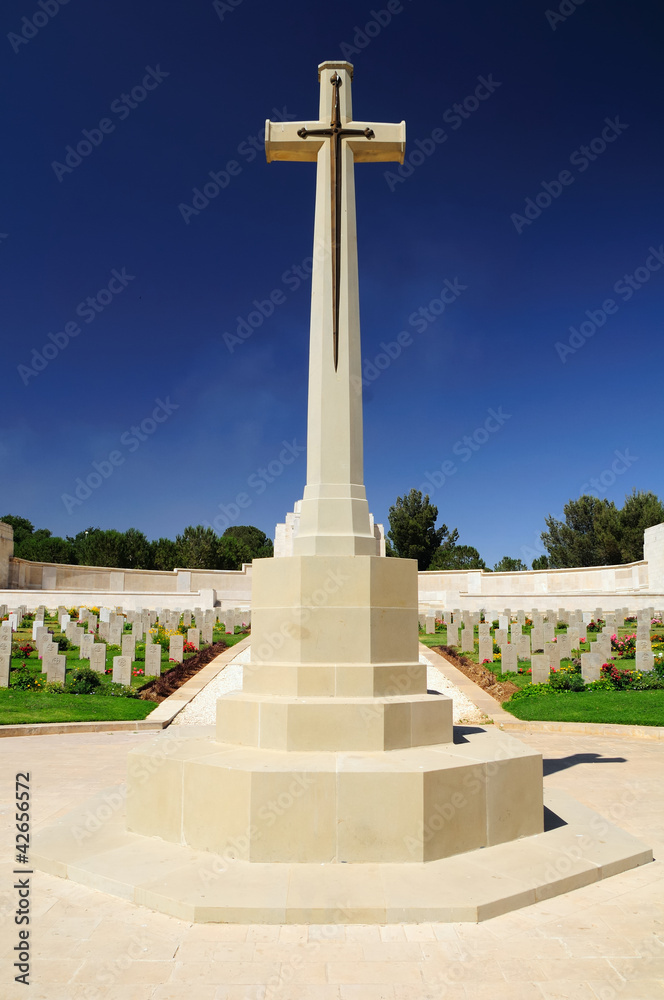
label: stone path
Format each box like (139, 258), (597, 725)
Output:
(0, 726), (662, 999)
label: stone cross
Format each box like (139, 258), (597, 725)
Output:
(265, 61), (405, 557)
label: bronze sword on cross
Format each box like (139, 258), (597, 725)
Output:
(295, 73), (375, 371)
(265, 63), (405, 374)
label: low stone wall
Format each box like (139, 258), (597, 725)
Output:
(419, 560), (654, 613)
(2, 542), (253, 611)
(2, 522), (664, 613)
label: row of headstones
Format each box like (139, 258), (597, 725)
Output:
(418, 606), (661, 681)
(0, 604), (251, 688)
(420, 606), (659, 630)
(0, 605), (35, 686)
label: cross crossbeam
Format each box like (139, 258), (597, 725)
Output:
(265, 62), (405, 370)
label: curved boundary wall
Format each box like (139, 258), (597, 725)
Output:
(1, 522), (663, 614)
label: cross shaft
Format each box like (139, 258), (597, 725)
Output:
(264, 61), (405, 557)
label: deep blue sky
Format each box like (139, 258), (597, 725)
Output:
(2, 0), (662, 567)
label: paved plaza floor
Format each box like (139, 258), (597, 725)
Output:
(0, 725), (662, 1000)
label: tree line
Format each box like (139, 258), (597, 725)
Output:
(4, 487), (662, 574)
(0, 517), (273, 571)
(386, 489), (664, 571)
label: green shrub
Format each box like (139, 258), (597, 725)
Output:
(65, 666), (102, 694)
(12, 642), (35, 658)
(550, 671), (585, 692)
(10, 665), (44, 691)
(632, 673), (664, 690)
(585, 678), (615, 692)
(508, 683), (557, 703)
(57, 635), (72, 651)
(43, 681), (65, 694)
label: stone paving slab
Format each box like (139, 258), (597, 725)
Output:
(0, 712), (662, 998)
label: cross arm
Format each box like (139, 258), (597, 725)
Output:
(265, 120), (324, 162)
(345, 120), (406, 163)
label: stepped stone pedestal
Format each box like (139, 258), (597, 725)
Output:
(31, 549), (652, 920)
(125, 554), (544, 867)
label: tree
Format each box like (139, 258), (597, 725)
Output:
(493, 556), (528, 572)
(540, 491), (664, 568)
(387, 490), (454, 571)
(175, 525), (218, 569)
(540, 496), (620, 568)
(20, 530), (76, 564)
(429, 544), (486, 570)
(223, 525), (273, 561)
(120, 528), (153, 569)
(616, 490), (664, 562)
(151, 537), (178, 571)
(216, 534), (252, 570)
(0, 515), (34, 549)
(70, 528), (128, 567)
(532, 555), (549, 570)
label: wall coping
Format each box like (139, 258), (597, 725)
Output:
(419, 559), (647, 576)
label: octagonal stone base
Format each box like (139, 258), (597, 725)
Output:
(125, 726), (543, 864)
(32, 743), (653, 924)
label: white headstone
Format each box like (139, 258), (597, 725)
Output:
(112, 656), (132, 685)
(90, 643), (106, 674)
(145, 642), (162, 677)
(531, 655), (549, 684)
(169, 634), (184, 663)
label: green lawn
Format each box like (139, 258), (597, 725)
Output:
(418, 633), (447, 649)
(504, 689), (664, 727)
(419, 635), (664, 726)
(2, 624), (248, 725)
(0, 691), (158, 724)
